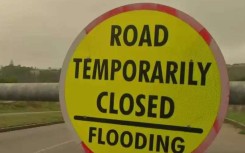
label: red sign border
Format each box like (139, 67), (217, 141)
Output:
(59, 3), (230, 153)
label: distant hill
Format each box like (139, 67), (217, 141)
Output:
(227, 63), (245, 81)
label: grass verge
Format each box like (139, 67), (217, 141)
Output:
(227, 109), (245, 134)
(0, 101), (63, 131)
(0, 101), (60, 113)
(1, 101), (244, 134)
(239, 130), (245, 135)
(227, 111), (245, 125)
(0, 112), (63, 129)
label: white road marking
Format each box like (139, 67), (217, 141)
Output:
(34, 140), (74, 153)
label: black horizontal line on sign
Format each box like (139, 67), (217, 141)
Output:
(74, 115), (203, 134)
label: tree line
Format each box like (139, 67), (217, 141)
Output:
(0, 63), (244, 83)
(0, 65), (60, 83)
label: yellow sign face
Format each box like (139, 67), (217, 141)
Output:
(60, 3), (229, 153)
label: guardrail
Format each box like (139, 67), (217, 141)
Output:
(0, 83), (59, 101)
(0, 82), (244, 104)
(230, 81), (245, 105)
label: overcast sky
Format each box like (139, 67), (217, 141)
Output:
(0, 0), (244, 68)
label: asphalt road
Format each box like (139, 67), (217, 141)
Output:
(0, 123), (244, 153)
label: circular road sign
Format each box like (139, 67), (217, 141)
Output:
(60, 3), (229, 153)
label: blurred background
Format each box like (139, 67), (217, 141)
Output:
(0, 0), (244, 153)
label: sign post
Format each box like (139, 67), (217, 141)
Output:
(60, 3), (229, 153)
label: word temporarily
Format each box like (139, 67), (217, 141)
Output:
(88, 127), (185, 153)
(73, 58), (212, 86)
